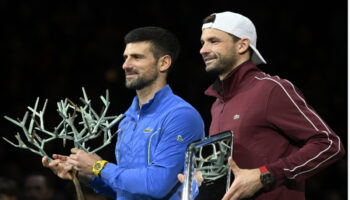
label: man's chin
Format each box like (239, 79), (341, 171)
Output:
(125, 81), (145, 90)
(205, 65), (217, 73)
(205, 65), (224, 77)
(205, 64), (214, 72)
(125, 80), (137, 89)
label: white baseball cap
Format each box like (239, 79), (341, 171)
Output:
(202, 11), (266, 65)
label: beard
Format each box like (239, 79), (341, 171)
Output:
(205, 53), (237, 77)
(124, 68), (159, 90)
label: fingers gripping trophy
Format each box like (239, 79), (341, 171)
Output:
(3, 87), (124, 200)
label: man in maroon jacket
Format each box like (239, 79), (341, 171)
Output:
(200, 11), (345, 200)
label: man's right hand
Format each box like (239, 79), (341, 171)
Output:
(177, 171), (203, 187)
(42, 155), (73, 180)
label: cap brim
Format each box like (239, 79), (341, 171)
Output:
(250, 45), (266, 65)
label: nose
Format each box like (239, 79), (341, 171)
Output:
(122, 58), (131, 70)
(200, 42), (209, 56)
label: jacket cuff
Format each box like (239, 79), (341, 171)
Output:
(265, 160), (287, 189)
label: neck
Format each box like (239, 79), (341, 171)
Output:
(136, 79), (167, 107)
(219, 58), (250, 80)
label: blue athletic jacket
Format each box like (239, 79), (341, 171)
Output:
(88, 85), (205, 199)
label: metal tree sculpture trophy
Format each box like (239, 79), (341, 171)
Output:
(182, 130), (233, 200)
(3, 88), (124, 200)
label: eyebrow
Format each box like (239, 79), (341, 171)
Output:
(123, 53), (145, 59)
(201, 36), (220, 43)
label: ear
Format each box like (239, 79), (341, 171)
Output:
(158, 55), (172, 72)
(237, 38), (250, 54)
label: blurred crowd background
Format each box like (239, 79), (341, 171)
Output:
(0, 1), (347, 200)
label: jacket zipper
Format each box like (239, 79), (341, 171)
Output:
(134, 110), (140, 130)
(219, 99), (225, 132)
(116, 121), (131, 163)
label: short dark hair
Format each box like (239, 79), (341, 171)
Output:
(203, 14), (215, 25)
(124, 26), (180, 70)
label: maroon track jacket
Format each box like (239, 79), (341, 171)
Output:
(204, 61), (345, 199)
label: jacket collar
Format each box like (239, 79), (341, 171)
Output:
(204, 61), (260, 101)
(125, 85), (172, 119)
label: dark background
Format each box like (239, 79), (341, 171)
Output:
(0, 1), (347, 200)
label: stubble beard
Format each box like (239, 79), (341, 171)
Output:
(205, 55), (237, 77)
(125, 69), (159, 90)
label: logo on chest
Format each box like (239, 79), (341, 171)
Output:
(176, 135), (183, 142)
(233, 114), (240, 120)
(143, 127), (153, 133)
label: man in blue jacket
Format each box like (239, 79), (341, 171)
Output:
(42, 26), (205, 200)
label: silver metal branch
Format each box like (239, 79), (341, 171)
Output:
(4, 87), (124, 200)
(3, 87), (125, 159)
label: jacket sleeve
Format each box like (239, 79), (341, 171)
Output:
(264, 80), (345, 187)
(95, 107), (205, 199)
(87, 176), (116, 199)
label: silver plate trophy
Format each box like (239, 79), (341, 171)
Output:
(182, 130), (233, 200)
